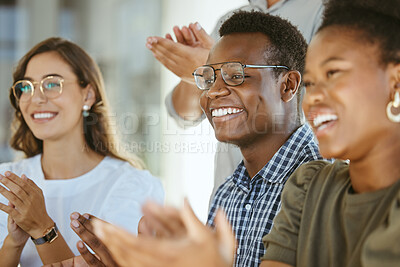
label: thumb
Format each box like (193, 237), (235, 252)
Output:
(191, 22), (215, 49)
(215, 209), (236, 265)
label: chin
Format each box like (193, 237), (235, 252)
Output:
(319, 143), (347, 161)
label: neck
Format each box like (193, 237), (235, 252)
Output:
(240, 123), (300, 178)
(41, 136), (104, 180)
(349, 134), (400, 193)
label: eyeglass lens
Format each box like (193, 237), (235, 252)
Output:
(194, 62), (244, 90)
(13, 76), (63, 102)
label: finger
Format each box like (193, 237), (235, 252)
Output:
(190, 22), (215, 49)
(145, 36), (158, 50)
(71, 212), (96, 233)
(21, 174), (43, 195)
(181, 26), (197, 46)
(173, 26), (186, 44)
(77, 241), (104, 266)
(0, 184), (24, 208)
(0, 173), (30, 200)
(165, 33), (173, 41)
(138, 216), (153, 236)
(215, 209), (236, 265)
(71, 215), (115, 266)
(180, 198), (207, 240)
(142, 202), (185, 238)
(93, 220), (170, 267)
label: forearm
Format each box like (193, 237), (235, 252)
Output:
(35, 232), (75, 265)
(0, 235), (25, 267)
(172, 80), (203, 121)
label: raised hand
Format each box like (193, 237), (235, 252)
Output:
(138, 201), (186, 238)
(0, 172), (54, 238)
(70, 212), (119, 267)
(146, 22), (215, 83)
(93, 201), (236, 267)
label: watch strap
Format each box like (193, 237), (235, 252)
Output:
(31, 223), (59, 245)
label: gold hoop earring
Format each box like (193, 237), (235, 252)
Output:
(386, 91), (400, 122)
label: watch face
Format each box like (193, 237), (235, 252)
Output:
(47, 228), (59, 243)
(32, 224), (59, 245)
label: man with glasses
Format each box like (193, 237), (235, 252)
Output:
(146, 0), (324, 206)
(196, 11), (322, 267)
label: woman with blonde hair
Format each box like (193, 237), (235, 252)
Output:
(0, 37), (164, 267)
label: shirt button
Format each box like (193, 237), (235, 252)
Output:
(245, 204), (251, 211)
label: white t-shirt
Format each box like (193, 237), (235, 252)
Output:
(0, 154), (164, 267)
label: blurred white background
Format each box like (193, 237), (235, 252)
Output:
(0, 0), (247, 222)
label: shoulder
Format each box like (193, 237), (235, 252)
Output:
(286, 160), (348, 193)
(0, 155), (40, 175)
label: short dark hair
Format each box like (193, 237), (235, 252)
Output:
(219, 11), (308, 118)
(219, 11), (307, 76)
(319, 0), (400, 66)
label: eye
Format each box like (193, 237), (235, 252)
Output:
(231, 74), (244, 80)
(326, 69), (340, 78)
(303, 81), (314, 89)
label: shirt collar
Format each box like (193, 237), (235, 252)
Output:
(231, 123), (318, 189)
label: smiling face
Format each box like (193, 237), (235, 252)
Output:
(303, 26), (396, 160)
(19, 51), (92, 142)
(199, 32), (286, 147)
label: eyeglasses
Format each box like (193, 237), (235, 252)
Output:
(192, 61), (289, 90)
(12, 76), (66, 102)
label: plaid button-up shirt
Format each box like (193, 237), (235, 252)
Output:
(207, 123), (322, 267)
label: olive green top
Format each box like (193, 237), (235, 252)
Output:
(262, 160), (400, 267)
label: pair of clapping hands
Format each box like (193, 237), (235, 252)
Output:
(145, 22), (215, 83)
(45, 200), (235, 267)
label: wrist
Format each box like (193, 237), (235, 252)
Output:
(5, 235), (26, 250)
(30, 218), (55, 239)
(30, 223), (59, 245)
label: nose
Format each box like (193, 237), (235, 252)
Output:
(304, 82), (325, 107)
(206, 73), (230, 99)
(30, 84), (48, 103)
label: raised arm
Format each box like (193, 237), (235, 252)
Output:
(146, 23), (214, 122)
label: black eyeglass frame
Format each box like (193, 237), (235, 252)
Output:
(192, 61), (289, 90)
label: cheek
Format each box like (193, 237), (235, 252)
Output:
(18, 103), (31, 121)
(199, 93), (208, 113)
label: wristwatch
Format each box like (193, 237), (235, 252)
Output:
(31, 223), (59, 245)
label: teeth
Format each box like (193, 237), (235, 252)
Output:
(313, 114), (338, 128)
(33, 113), (56, 119)
(212, 108), (243, 117)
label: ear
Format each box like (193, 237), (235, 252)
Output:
(83, 85), (96, 107)
(389, 63), (400, 97)
(280, 70), (302, 103)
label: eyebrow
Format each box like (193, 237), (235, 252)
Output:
(304, 56), (347, 76)
(23, 74), (63, 80)
(321, 56), (347, 66)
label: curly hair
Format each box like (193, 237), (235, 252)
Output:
(219, 11), (307, 76)
(219, 10), (308, 118)
(319, 0), (400, 66)
(9, 37), (145, 169)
